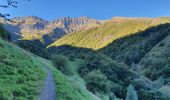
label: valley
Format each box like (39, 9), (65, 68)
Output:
(1, 16), (170, 100)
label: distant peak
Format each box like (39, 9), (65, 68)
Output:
(79, 16), (91, 19)
(13, 16), (47, 21)
(55, 16), (93, 20)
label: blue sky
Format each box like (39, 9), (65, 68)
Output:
(1, 0), (170, 20)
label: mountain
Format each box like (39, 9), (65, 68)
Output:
(48, 16), (102, 33)
(47, 18), (170, 100)
(49, 17), (170, 50)
(0, 16), (102, 45)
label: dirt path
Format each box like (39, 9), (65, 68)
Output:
(40, 70), (56, 100)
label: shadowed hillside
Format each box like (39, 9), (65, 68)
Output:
(0, 25), (10, 40)
(15, 39), (50, 59)
(48, 23), (170, 100)
(99, 23), (170, 66)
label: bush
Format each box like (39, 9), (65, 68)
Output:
(52, 55), (73, 76)
(138, 89), (169, 100)
(84, 70), (112, 94)
(69, 54), (75, 61)
(0, 25), (10, 40)
(16, 40), (50, 59)
(111, 83), (124, 98)
(161, 65), (170, 78)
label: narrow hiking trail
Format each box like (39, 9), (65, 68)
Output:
(40, 70), (56, 100)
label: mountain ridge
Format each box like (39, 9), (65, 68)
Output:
(0, 16), (103, 45)
(49, 17), (170, 50)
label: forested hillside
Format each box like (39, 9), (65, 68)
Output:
(49, 17), (170, 50)
(48, 21), (170, 100)
(99, 23), (170, 66)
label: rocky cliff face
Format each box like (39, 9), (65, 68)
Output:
(48, 16), (102, 33)
(0, 16), (103, 45)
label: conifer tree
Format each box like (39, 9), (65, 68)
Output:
(125, 84), (138, 100)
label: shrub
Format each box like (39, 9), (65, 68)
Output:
(138, 89), (169, 100)
(16, 40), (50, 59)
(111, 83), (124, 98)
(69, 54), (75, 61)
(52, 55), (73, 75)
(161, 65), (170, 78)
(12, 87), (27, 97)
(0, 25), (10, 40)
(84, 70), (112, 94)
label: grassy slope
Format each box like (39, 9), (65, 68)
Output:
(0, 38), (46, 100)
(49, 17), (170, 50)
(43, 59), (100, 100)
(0, 23), (96, 100)
(0, 39), (96, 100)
(67, 59), (102, 100)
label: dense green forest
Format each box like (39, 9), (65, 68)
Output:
(47, 23), (170, 100)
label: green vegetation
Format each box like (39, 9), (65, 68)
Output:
(0, 25), (97, 100)
(138, 89), (169, 100)
(138, 34), (170, 82)
(48, 45), (137, 99)
(0, 38), (46, 100)
(52, 55), (73, 76)
(15, 40), (50, 59)
(49, 17), (170, 50)
(77, 53), (138, 99)
(0, 25), (10, 40)
(43, 59), (99, 100)
(0, 37), (95, 100)
(125, 84), (138, 100)
(2, 17), (170, 100)
(84, 70), (112, 94)
(53, 69), (96, 100)
(48, 22), (170, 99)
(100, 23), (170, 66)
